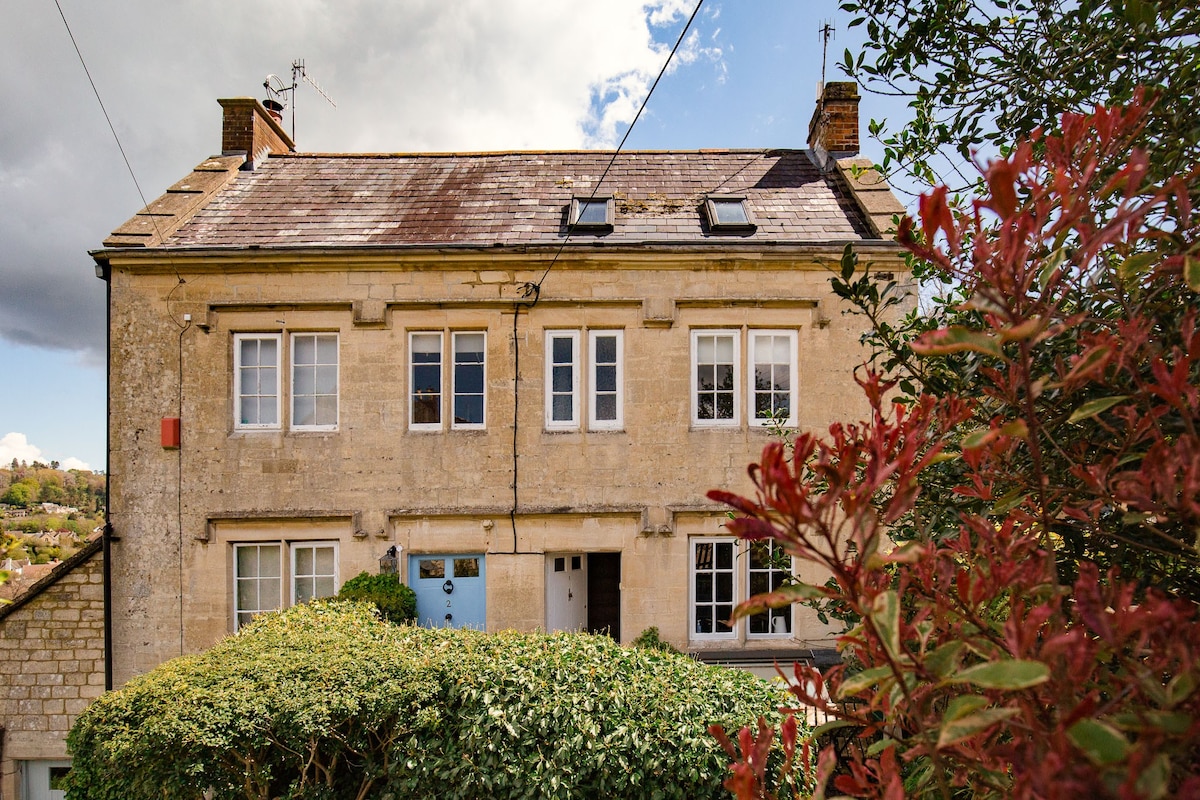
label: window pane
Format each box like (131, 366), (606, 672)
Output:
(552, 395), (573, 421)
(315, 576), (336, 598)
(712, 199), (749, 225)
(595, 395), (616, 421)
(716, 606), (734, 633)
(295, 576), (315, 603)
(453, 558), (480, 578)
(716, 573), (733, 603)
(260, 548), (281, 578)
(696, 572), (713, 602)
(315, 547), (335, 574)
(576, 199), (608, 225)
(294, 396), (315, 427)
(715, 542), (733, 570)
(454, 395), (484, 425)
(316, 365), (338, 394)
(552, 337), (573, 362)
(595, 335), (616, 363)
(294, 366), (315, 395)
(595, 364), (616, 393)
(419, 559), (445, 579)
(715, 336), (734, 362)
(553, 365), (573, 393)
(295, 547), (313, 575)
(294, 335), (315, 363)
(315, 396), (337, 426)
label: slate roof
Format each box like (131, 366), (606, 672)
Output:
(147, 149), (880, 250)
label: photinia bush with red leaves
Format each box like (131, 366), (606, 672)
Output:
(708, 94), (1200, 799)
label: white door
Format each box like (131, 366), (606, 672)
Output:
(22, 760), (71, 800)
(545, 553), (588, 632)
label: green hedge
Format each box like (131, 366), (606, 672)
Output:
(67, 603), (795, 800)
(335, 571), (416, 625)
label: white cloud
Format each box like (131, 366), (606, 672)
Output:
(0, 433), (90, 472)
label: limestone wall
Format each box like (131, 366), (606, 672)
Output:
(105, 246), (912, 683)
(0, 544), (105, 799)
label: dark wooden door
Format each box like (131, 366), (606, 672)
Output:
(587, 552), (621, 640)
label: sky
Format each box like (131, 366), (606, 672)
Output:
(0, 0), (912, 473)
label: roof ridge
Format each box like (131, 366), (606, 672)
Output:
(0, 534), (103, 622)
(269, 148), (794, 159)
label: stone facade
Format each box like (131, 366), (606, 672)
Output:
(92, 84), (910, 692)
(0, 541), (105, 799)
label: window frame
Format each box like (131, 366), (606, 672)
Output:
(568, 196), (614, 231)
(290, 540), (340, 606)
(409, 331), (444, 431)
(691, 329), (741, 427)
(233, 333), (282, 431)
(451, 331), (487, 430)
(588, 330), (624, 430)
(746, 539), (794, 638)
(290, 332), (339, 432)
(688, 537), (796, 643)
(748, 329), (798, 427)
(704, 195), (757, 232)
(545, 330), (581, 430)
(233, 542), (283, 631)
(233, 540), (341, 631)
(690, 536), (739, 641)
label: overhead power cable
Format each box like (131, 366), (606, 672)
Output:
(528, 0), (706, 297)
(54, 0), (188, 300)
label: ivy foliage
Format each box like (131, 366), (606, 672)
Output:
(335, 571), (416, 625)
(841, 0), (1200, 190)
(66, 602), (793, 800)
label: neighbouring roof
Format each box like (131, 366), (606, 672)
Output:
(104, 149), (901, 251)
(0, 533), (102, 621)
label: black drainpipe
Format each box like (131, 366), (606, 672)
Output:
(95, 256), (114, 692)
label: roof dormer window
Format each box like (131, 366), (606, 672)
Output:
(569, 197), (613, 231)
(704, 196), (756, 232)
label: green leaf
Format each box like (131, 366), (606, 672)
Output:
(841, 243), (856, 281)
(989, 489), (1030, 516)
(1068, 395), (1129, 423)
(1136, 753), (1172, 800)
(936, 707), (1018, 748)
(948, 659), (1050, 689)
(1067, 719), (1131, 766)
(911, 326), (1004, 358)
(838, 664), (895, 698)
(811, 718), (857, 739)
(869, 590), (902, 660)
(1118, 251), (1157, 281)
(924, 640), (964, 679)
(1187, 256), (1200, 291)
(943, 694), (988, 721)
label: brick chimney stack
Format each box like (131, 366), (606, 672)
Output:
(218, 97), (295, 170)
(807, 81), (860, 155)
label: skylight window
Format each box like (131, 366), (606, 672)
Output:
(704, 196), (756, 232)
(569, 197), (613, 231)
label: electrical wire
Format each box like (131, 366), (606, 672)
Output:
(509, 1), (705, 554)
(528, 0), (705, 296)
(54, 0), (190, 323)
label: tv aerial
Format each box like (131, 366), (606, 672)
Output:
(263, 59), (336, 144)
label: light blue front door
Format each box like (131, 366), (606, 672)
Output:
(409, 553), (486, 629)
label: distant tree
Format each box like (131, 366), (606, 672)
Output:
(1, 480), (38, 508)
